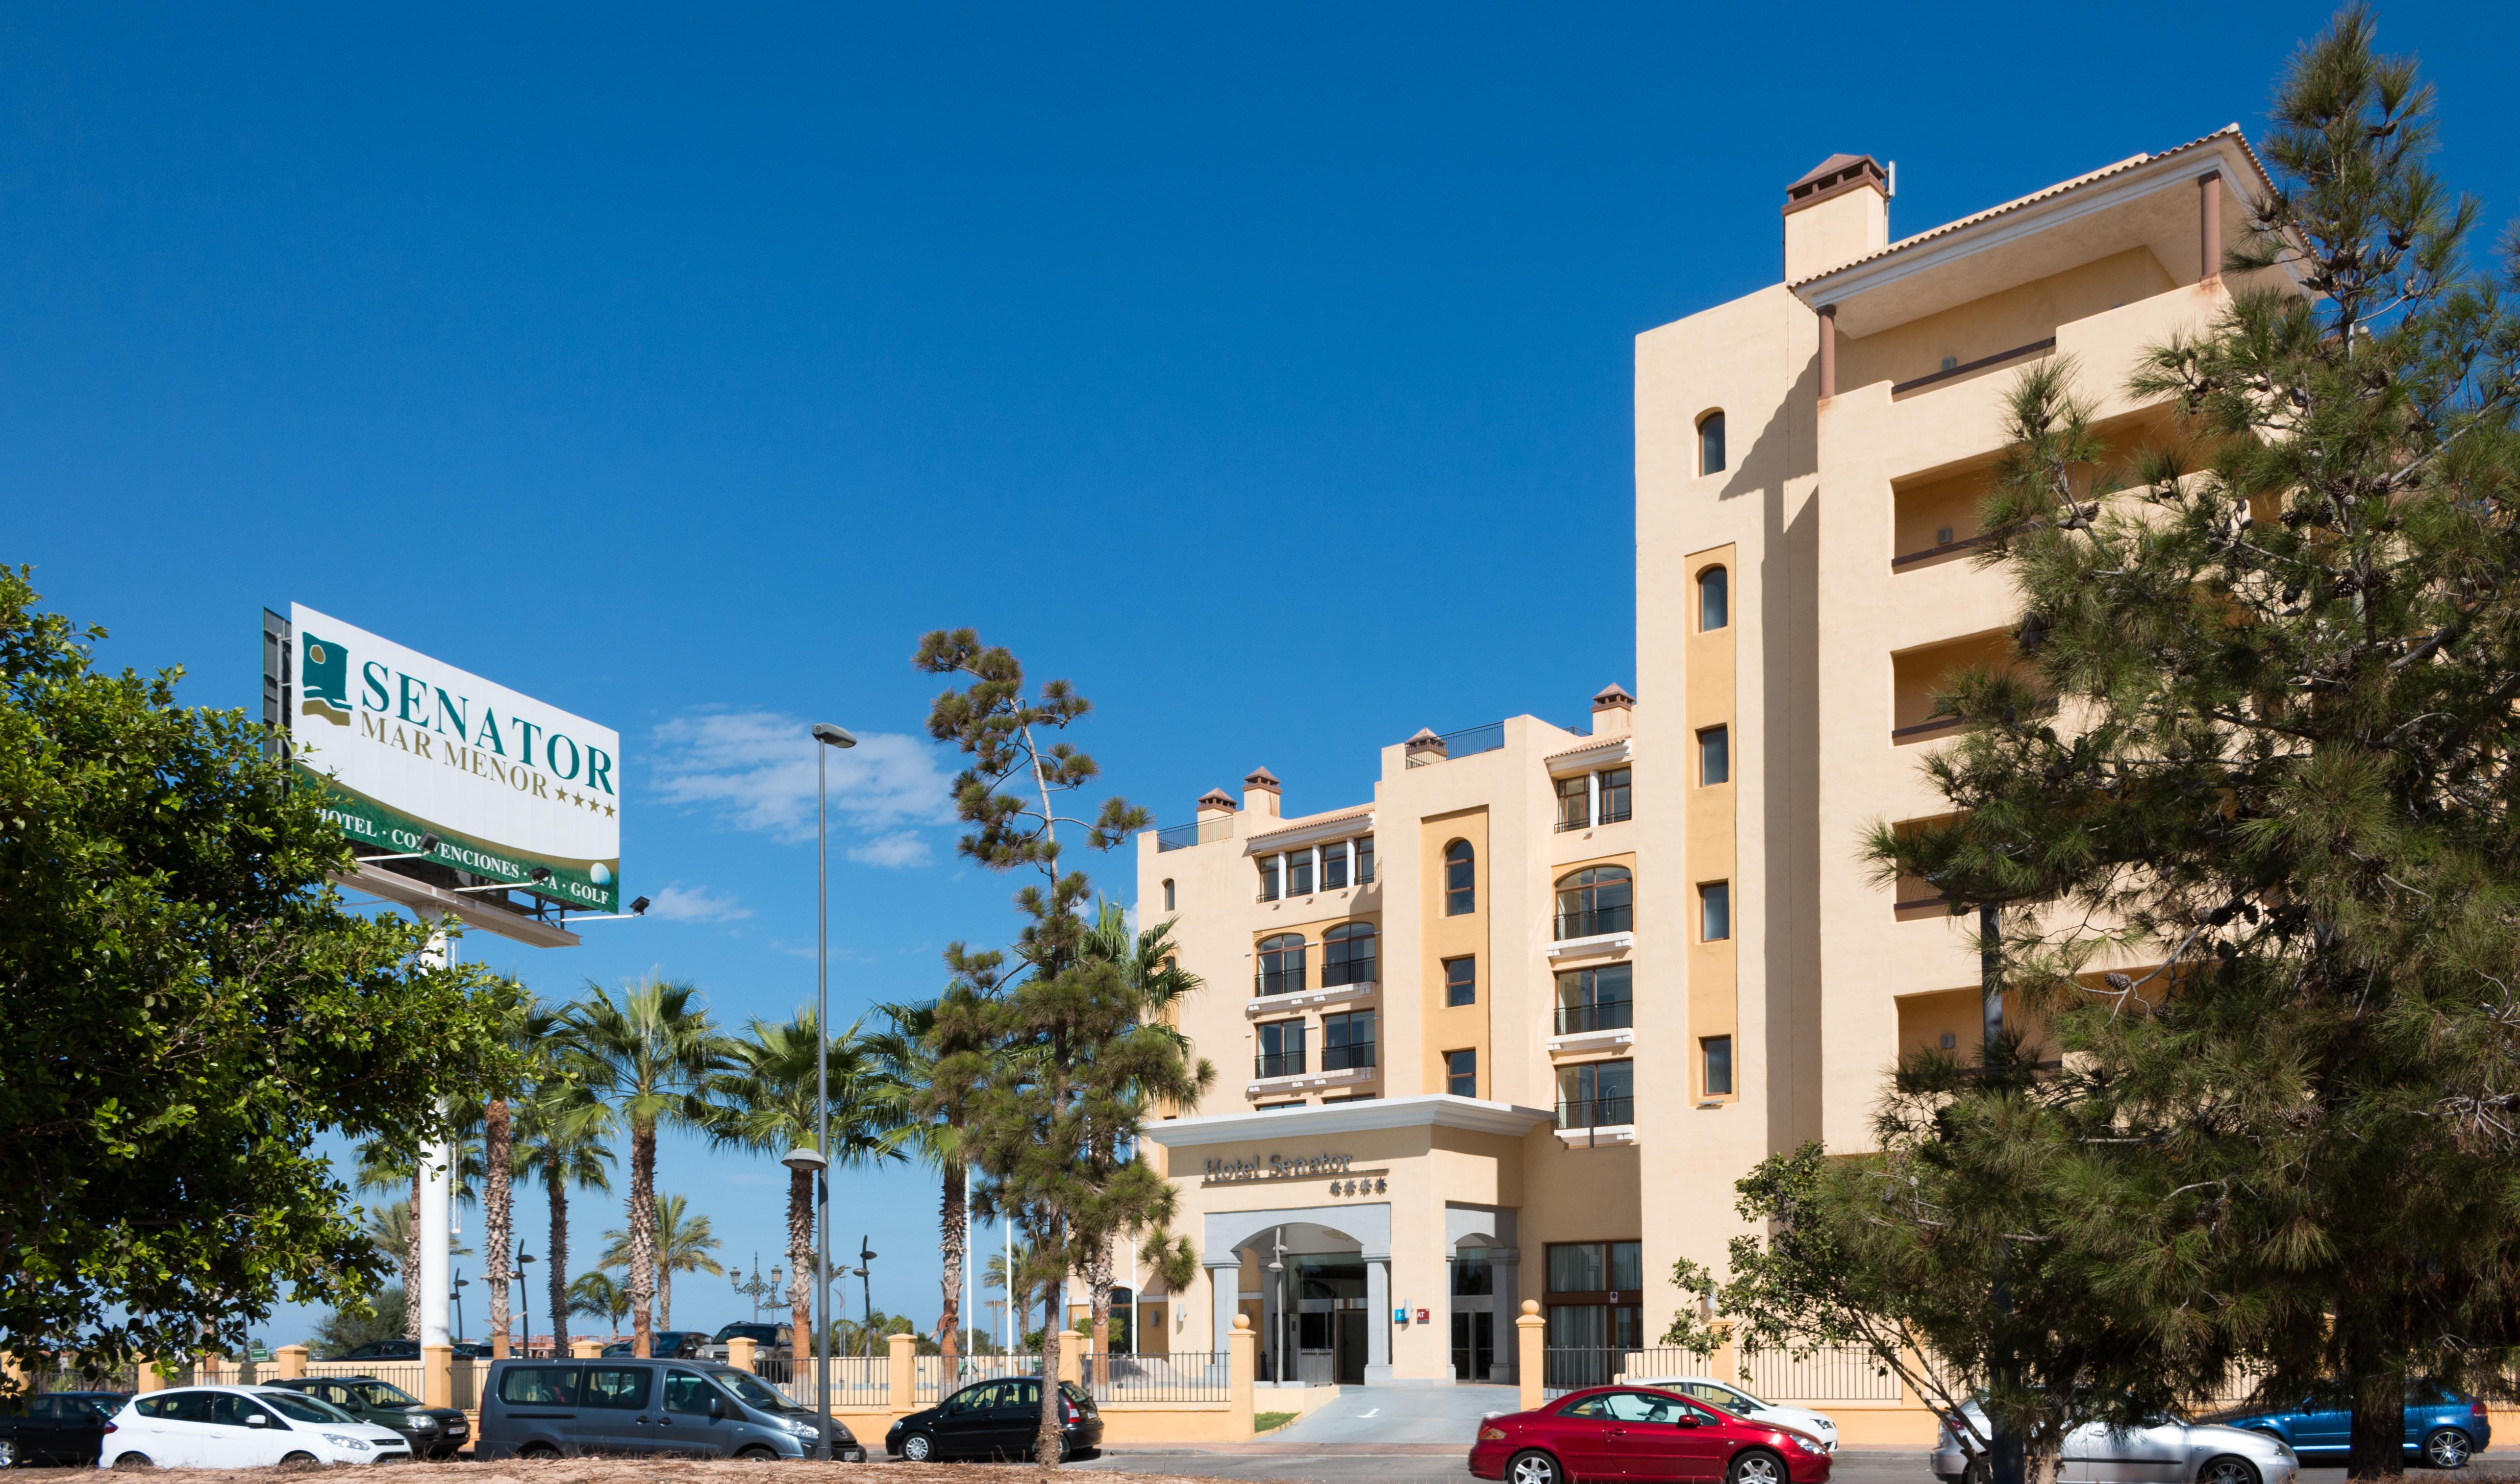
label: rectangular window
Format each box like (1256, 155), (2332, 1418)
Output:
(1256, 1020), (1306, 1079)
(498, 1366), (581, 1406)
(1555, 774), (1589, 831)
(1355, 834), (1375, 884)
(1444, 1048), (1477, 1098)
(1288, 852), (1314, 896)
(1257, 857), (1279, 902)
(1444, 956), (1477, 1008)
(1558, 1060), (1634, 1128)
(583, 1367), (652, 1410)
(1323, 842), (1349, 890)
(1553, 963), (1633, 1034)
(1445, 845), (1475, 915)
(1597, 767), (1631, 823)
(1698, 726), (1729, 786)
(1322, 1010), (1376, 1071)
(1700, 881), (1732, 941)
(1544, 1241), (1641, 1295)
(1702, 1036), (1734, 1097)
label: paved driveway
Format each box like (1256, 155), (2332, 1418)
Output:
(1268, 1385), (1522, 1446)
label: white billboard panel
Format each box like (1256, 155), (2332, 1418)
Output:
(286, 603), (621, 912)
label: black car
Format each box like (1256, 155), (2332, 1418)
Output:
(0, 1391), (127, 1467)
(885, 1378), (1101, 1462)
(701, 1322), (792, 1362)
(330, 1339), (491, 1361)
(599, 1331), (706, 1359)
(266, 1375), (472, 1459)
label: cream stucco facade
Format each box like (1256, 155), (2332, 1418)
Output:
(1128, 128), (2282, 1393)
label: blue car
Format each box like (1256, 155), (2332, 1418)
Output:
(2220, 1390), (2491, 1469)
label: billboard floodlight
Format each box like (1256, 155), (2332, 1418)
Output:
(565, 895), (651, 924)
(366, 832), (442, 864)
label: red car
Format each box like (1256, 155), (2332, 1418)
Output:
(1471, 1384), (1835, 1484)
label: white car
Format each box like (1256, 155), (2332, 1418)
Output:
(1930, 1399), (2299, 1484)
(100, 1385), (412, 1469)
(1627, 1376), (1841, 1452)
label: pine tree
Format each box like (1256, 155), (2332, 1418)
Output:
(1869, 11), (2520, 1481)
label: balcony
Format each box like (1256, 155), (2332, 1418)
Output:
(1320, 1042), (1377, 1073)
(1246, 979), (1375, 1019)
(1253, 969), (1305, 997)
(1554, 1001), (1632, 1035)
(1254, 1051), (1307, 1080)
(1554, 803), (1634, 833)
(1552, 906), (1634, 940)
(1151, 815), (1237, 853)
(1554, 1098), (1637, 1147)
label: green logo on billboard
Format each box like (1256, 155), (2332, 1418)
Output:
(300, 634), (351, 725)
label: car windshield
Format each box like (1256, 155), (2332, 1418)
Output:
(262, 1393), (356, 1425)
(352, 1382), (421, 1409)
(717, 1371), (799, 1413)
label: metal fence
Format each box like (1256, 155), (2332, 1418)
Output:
(1085, 1351), (1229, 1403)
(759, 1354), (890, 1406)
(449, 1360), (480, 1412)
(1151, 816), (1237, 852)
(1740, 1346), (1906, 1403)
(302, 1360), (430, 1398)
(37, 1364), (139, 1394)
(915, 1352), (1043, 1401)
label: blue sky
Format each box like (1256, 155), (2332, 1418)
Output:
(11, 1), (2516, 1348)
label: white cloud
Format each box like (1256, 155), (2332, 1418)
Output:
(847, 832), (933, 869)
(646, 882), (754, 923)
(648, 711), (956, 866)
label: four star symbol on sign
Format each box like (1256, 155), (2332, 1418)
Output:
(547, 788), (613, 815)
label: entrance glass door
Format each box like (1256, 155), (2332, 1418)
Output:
(1335, 1311), (1367, 1385)
(1452, 1311), (1496, 1380)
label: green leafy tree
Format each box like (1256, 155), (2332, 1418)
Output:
(917, 629), (1207, 1463)
(1867, 12), (2520, 1481)
(568, 1271), (630, 1335)
(704, 1013), (908, 1359)
(309, 1287), (407, 1359)
(568, 976), (728, 1357)
(0, 569), (517, 1376)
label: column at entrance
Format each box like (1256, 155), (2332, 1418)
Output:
(1207, 1258), (1242, 1357)
(1363, 1251), (1392, 1385)
(1490, 1247), (1522, 1384)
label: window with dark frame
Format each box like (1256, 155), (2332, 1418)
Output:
(1444, 956), (1476, 1007)
(1554, 963), (1633, 1034)
(1597, 767), (1631, 823)
(1545, 1239), (1645, 1358)
(1700, 881), (1732, 941)
(1256, 1019), (1306, 1079)
(1288, 851), (1314, 896)
(1699, 411), (1726, 476)
(1322, 1010), (1376, 1071)
(1356, 834), (1376, 884)
(1555, 774), (1589, 830)
(1702, 1036), (1734, 1096)
(1256, 933), (1307, 996)
(1445, 1048), (1477, 1097)
(1698, 566), (1729, 631)
(1257, 857), (1279, 902)
(1554, 865), (1634, 939)
(1698, 726), (1729, 786)
(1323, 844), (1348, 890)
(1162, 878), (1175, 911)
(1444, 840), (1475, 915)
(1557, 1060), (1635, 1129)
(1322, 922), (1378, 987)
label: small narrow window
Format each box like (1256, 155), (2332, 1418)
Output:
(1698, 727), (1729, 786)
(1257, 857), (1279, 902)
(1162, 878), (1176, 911)
(1702, 1036), (1734, 1096)
(1445, 1049), (1478, 1098)
(1555, 774), (1590, 831)
(1700, 881), (1732, 942)
(1288, 851), (1314, 896)
(1322, 842), (1349, 890)
(1699, 411), (1726, 475)
(1597, 767), (1631, 823)
(1355, 834), (1375, 884)
(1698, 567), (1729, 631)
(1444, 840), (1476, 915)
(1444, 956), (1477, 1008)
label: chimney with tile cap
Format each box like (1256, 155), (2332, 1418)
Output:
(1591, 683), (1636, 737)
(1196, 787), (1238, 818)
(1242, 767), (1282, 819)
(1784, 153), (1889, 284)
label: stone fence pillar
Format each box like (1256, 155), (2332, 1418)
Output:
(274, 1346), (309, 1380)
(1516, 1300), (1546, 1413)
(1227, 1314), (1255, 1440)
(422, 1345), (453, 1409)
(888, 1332), (917, 1411)
(1054, 1330), (1082, 1387)
(571, 1340), (603, 1360)
(727, 1337), (758, 1374)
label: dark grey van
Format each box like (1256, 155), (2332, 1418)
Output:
(474, 1358), (864, 1461)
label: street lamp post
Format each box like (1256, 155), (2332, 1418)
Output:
(514, 1247), (535, 1357)
(802, 720), (856, 1459)
(854, 1237), (877, 1344)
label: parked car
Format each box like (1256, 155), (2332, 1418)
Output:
(2215, 1389), (2492, 1469)
(0, 1391), (127, 1467)
(884, 1378), (1103, 1462)
(1931, 1399), (2299, 1484)
(99, 1386), (411, 1468)
(472, 1355), (863, 1461)
(700, 1322), (792, 1362)
(1472, 1385), (1832, 1484)
(599, 1331), (706, 1359)
(1626, 1375), (1841, 1452)
(326, 1339), (489, 1361)
(265, 1375), (471, 1459)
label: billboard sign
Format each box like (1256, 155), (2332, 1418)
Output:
(284, 603), (621, 912)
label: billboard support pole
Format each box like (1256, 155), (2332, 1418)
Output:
(416, 909), (456, 1407)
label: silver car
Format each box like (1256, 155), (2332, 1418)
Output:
(1931, 1400), (2299, 1484)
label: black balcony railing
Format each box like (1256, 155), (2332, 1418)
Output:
(1321, 1041), (1377, 1072)
(1597, 803), (1632, 825)
(1552, 905), (1634, 940)
(1553, 1001), (1633, 1035)
(1321, 960), (1376, 989)
(1253, 970), (1304, 997)
(1255, 1052), (1306, 1079)
(1557, 1096), (1635, 1130)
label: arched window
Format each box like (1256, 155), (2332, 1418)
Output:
(1257, 933), (1307, 996)
(1698, 411), (1726, 476)
(1443, 841), (1476, 916)
(1323, 922), (1379, 987)
(1162, 878), (1175, 911)
(1554, 865), (1634, 939)
(1698, 566), (1729, 632)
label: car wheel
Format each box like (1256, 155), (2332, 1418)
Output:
(1730, 1448), (1789, 1484)
(281, 1451), (320, 1466)
(1508, 1449), (1563, 1484)
(735, 1446), (779, 1461)
(900, 1432), (935, 1462)
(2426, 1430), (2475, 1469)
(2198, 1455), (2261, 1484)
(517, 1442), (561, 1459)
(0, 1437), (15, 1467)
(111, 1453), (154, 1471)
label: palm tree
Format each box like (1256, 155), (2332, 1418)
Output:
(599, 1194), (724, 1330)
(983, 1240), (1050, 1348)
(515, 1076), (615, 1355)
(873, 978), (996, 1367)
(368, 1200), (472, 1269)
(568, 977), (728, 1357)
(568, 1271), (630, 1336)
(480, 987), (543, 1359)
(703, 1012), (910, 1361)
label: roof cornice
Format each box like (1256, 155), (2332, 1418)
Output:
(1141, 1093), (1555, 1147)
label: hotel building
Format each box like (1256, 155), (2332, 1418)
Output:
(1128, 128), (2278, 1391)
